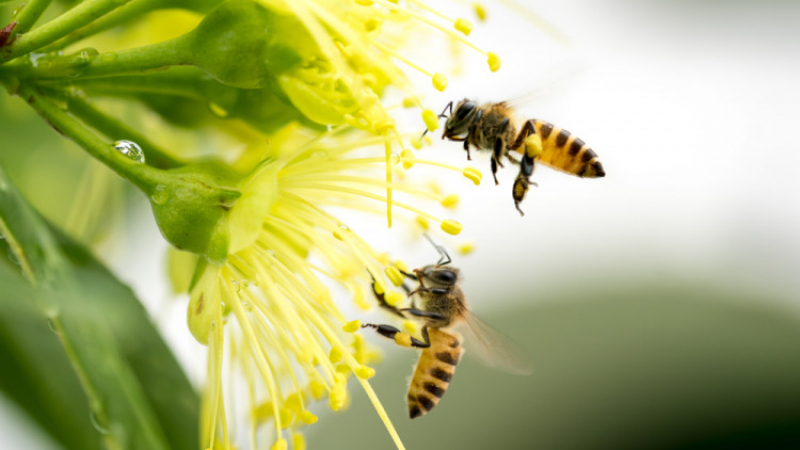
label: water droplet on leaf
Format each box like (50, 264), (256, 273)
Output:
(113, 140), (145, 163)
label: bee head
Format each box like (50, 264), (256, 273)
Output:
(443, 99), (478, 140)
(417, 265), (460, 287)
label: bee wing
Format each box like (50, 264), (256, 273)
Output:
(458, 312), (533, 376)
(504, 58), (589, 109)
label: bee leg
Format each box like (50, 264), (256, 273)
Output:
(370, 278), (406, 318)
(513, 171), (530, 217)
(463, 140), (471, 160)
(362, 324), (432, 348)
(491, 157), (499, 185)
(400, 308), (448, 327)
(509, 119), (536, 151)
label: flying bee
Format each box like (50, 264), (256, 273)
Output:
(428, 99), (605, 215)
(363, 238), (531, 419)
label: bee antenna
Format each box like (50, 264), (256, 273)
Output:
(423, 234), (451, 266)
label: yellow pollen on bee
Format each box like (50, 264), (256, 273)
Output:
(462, 167), (482, 185)
(454, 18), (473, 35)
(342, 320), (362, 333)
(422, 109), (440, 132)
(441, 194), (459, 208)
(385, 291), (404, 306)
(432, 73), (448, 91)
(400, 149), (415, 169)
(441, 219), (463, 235)
(487, 52), (501, 71)
(416, 215), (430, 230)
(394, 332), (413, 347)
(525, 134), (543, 158)
(385, 266), (405, 286)
(356, 365), (376, 379)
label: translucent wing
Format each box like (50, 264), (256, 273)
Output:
(504, 57), (590, 110)
(458, 312), (533, 375)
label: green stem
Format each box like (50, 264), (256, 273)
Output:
(8, 0), (54, 40)
(19, 36), (190, 80)
(20, 84), (169, 195)
(60, 91), (185, 170)
(0, 0), (134, 63)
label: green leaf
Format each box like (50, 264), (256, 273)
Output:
(0, 164), (199, 450)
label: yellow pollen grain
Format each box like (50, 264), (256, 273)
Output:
(403, 96), (420, 108)
(385, 266), (405, 286)
(356, 365), (376, 379)
(300, 411), (318, 425)
(474, 3), (487, 21)
(400, 149), (415, 170)
(441, 219), (463, 235)
(272, 438), (287, 450)
(458, 241), (476, 255)
(416, 215), (430, 230)
(385, 291), (405, 306)
(525, 134), (543, 158)
(394, 332), (412, 347)
(488, 52), (501, 71)
(411, 137), (423, 149)
(432, 73), (448, 91)
(463, 167), (482, 185)
(422, 109), (440, 132)
(342, 320), (362, 333)
(441, 194), (459, 208)
(454, 18), (473, 35)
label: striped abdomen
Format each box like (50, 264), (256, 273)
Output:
(532, 120), (605, 178)
(407, 328), (462, 419)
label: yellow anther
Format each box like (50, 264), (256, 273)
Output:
(411, 137), (423, 149)
(365, 18), (382, 33)
(385, 291), (404, 306)
(373, 280), (386, 295)
(394, 259), (409, 273)
(329, 375), (347, 411)
(329, 347), (344, 364)
(403, 96), (419, 108)
(463, 167), (482, 185)
(441, 194), (459, 209)
(272, 438), (287, 450)
(375, 117), (396, 133)
(342, 320), (361, 333)
(356, 365), (376, 379)
(335, 363), (351, 375)
(474, 3), (487, 21)
(300, 410), (318, 425)
(416, 215), (430, 230)
(354, 0), (374, 5)
(400, 149), (415, 170)
(385, 266), (405, 286)
(285, 393), (303, 412)
(432, 73), (448, 91)
(454, 18), (473, 35)
(422, 109), (439, 132)
(293, 434), (307, 450)
(403, 320), (419, 333)
(525, 134), (543, 158)
(487, 52), (501, 72)
(459, 241), (476, 255)
(279, 408), (294, 429)
(394, 332), (412, 347)
(441, 220), (463, 235)
(309, 380), (326, 400)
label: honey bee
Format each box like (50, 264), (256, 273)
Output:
(363, 238), (530, 419)
(430, 99), (605, 215)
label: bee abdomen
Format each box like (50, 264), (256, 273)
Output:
(533, 120), (605, 178)
(407, 329), (462, 419)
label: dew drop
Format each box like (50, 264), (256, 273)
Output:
(151, 185), (170, 205)
(89, 411), (109, 435)
(113, 140), (145, 163)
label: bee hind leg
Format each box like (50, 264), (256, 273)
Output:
(463, 140), (471, 160)
(362, 324), (432, 348)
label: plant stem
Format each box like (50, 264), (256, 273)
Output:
(60, 91), (185, 170)
(20, 84), (169, 195)
(0, 0), (134, 63)
(8, 0), (54, 40)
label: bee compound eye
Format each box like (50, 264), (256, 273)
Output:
(456, 101), (476, 120)
(431, 269), (457, 285)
